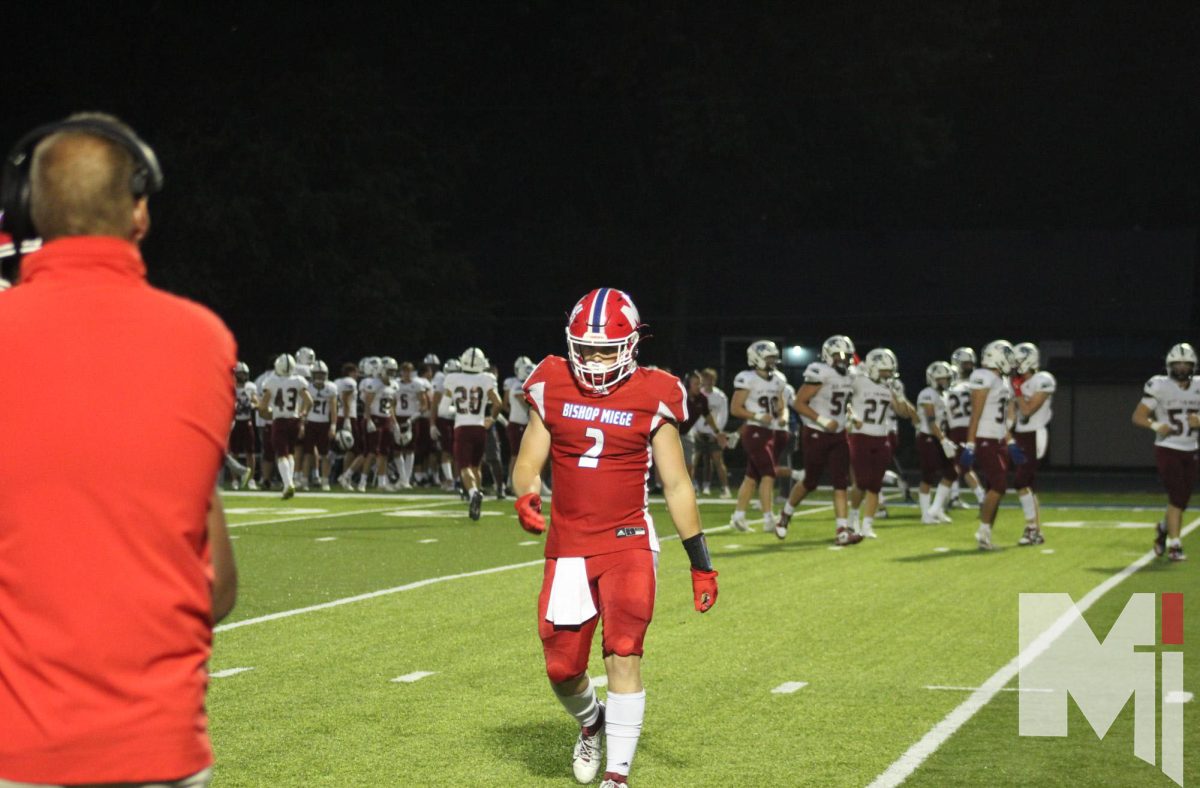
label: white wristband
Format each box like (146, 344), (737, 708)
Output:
(1149, 421), (1164, 432)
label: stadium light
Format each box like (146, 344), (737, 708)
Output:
(784, 344), (810, 366)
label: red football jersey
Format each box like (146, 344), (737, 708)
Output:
(524, 356), (687, 558)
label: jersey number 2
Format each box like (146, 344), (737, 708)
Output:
(579, 427), (605, 468)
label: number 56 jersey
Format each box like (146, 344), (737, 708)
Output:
(524, 356), (687, 559)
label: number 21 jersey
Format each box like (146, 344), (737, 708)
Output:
(524, 356), (687, 559)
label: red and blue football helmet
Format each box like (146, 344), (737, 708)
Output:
(566, 287), (643, 395)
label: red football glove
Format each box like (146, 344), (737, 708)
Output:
(691, 568), (718, 613)
(514, 493), (546, 535)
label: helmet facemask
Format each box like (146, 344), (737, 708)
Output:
(566, 329), (640, 395)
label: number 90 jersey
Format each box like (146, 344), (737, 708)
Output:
(1140, 375), (1200, 451)
(733, 368), (786, 423)
(524, 356), (687, 559)
(799, 361), (854, 431)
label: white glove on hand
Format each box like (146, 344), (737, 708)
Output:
(940, 437), (958, 458)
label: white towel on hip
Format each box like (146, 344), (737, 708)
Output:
(545, 557), (597, 626)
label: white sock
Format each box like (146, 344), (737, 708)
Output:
(931, 483), (951, 515)
(732, 509), (746, 521)
(918, 491), (931, 518)
(441, 461), (453, 481)
(862, 516), (874, 531)
(850, 510), (860, 528)
(401, 454), (415, 485)
(951, 480), (961, 499)
(1168, 537), (1182, 549)
(605, 690), (645, 778)
(835, 517), (848, 530)
(782, 502), (795, 516)
(556, 680), (601, 729)
(1019, 491), (1038, 524)
(973, 484), (987, 504)
(793, 469), (806, 484)
(278, 457), (294, 488)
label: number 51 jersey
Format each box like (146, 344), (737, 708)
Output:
(524, 356), (687, 559)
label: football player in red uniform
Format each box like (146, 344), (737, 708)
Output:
(512, 288), (717, 788)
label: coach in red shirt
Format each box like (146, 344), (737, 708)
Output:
(0, 114), (237, 787)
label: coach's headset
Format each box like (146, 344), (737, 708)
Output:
(0, 115), (163, 271)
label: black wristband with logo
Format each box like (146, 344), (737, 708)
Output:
(682, 533), (713, 571)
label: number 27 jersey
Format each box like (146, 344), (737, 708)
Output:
(524, 356), (687, 559)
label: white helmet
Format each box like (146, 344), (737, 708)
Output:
(334, 428), (354, 451)
(312, 359), (329, 381)
(444, 358), (462, 374)
(362, 356), (382, 378)
(980, 340), (1016, 374)
(514, 355), (536, 382)
(1013, 342), (1040, 375)
(234, 361), (250, 380)
(747, 339), (780, 372)
(460, 347), (489, 374)
(295, 347), (316, 366)
(274, 353), (296, 376)
(379, 356), (399, 380)
(950, 347), (976, 376)
(423, 353), (441, 367)
(926, 360), (953, 390)
(1166, 343), (1198, 381)
(864, 348), (897, 383)
(821, 335), (855, 373)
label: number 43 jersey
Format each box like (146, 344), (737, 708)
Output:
(1141, 375), (1200, 452)
(524, 356), (687, 559)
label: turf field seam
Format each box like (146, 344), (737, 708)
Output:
(867, 516), (1200, 788)
(215, 523), (737, 634)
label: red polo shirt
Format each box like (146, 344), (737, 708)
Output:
(0, 237), (235, 783)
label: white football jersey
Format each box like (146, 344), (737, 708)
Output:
(335, 376), (359, 418)
(394, 378), (429, 418)
(443, 371), (499, 427)
(1015, 371), (1056, 433)
(261, 373), (309, 419)
(254, 370), (273, 425)
(850, 375), (895, 437)
(418, 375), (435, 415)
(307, 380), (338, 423)
(433, 373), (456, 419)
(798, 361), (854, 431)
(886, 378), (905, 433)
(944, 381), (974, 431)
(366, 378), (400, 418)
(733, 369), (786, 423)
(505, 376), (531, 425)
(774, 380), (795, 431)
(695, 386), (729, 435)
(967, 368), (1012, 440)
(234, 381), (257, 422)
(1140, 375), (1200, 451)
(916, 386), (948, 436)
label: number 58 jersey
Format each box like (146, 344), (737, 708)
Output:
(524, 356), (687, 559)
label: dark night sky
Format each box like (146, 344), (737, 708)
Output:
(4, 2), (1199, 381)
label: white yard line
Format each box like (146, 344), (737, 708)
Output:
(227, 499), (461, 528)
(925, 685), (1052, 694)
(391, 671), (436, 683)
(772, 681), (808, 694)
(867, 516), (1200, 788)
(210, 667), (254, 678)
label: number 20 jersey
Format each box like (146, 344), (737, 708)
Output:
(524, 356), (687, 559)
(1141, 375), (1200, 452)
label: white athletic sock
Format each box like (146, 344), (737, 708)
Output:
(1018, 491), (1038, 524)
(931, 483), (951, 515)
(278, 457), (294, 488)
(782, 502), (795, 516)
(605, 690), (645, 778)
(918, 491), (931, 518)
(835, 517), (848, 530)
(862, 516), (874, 531)
(732, 509), (746, 521)
(401, 454), (415, 485)
(973, 484), (987, 504)
(441, 461), (453, 481)
(1168, 537), (1182, 549)
(850, 510), (860, 528)
(556, 680), (601, 729)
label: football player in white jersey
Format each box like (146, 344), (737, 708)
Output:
(254, 356), (276, 489)
(300, 360), (339, 491)
(334, 362), (360, 471)
(946, 347), (987, 507)
(295, 346), (316, 382)
(771, 379), (796, 503)
(393, 361), (432, 489)
(258, 353), (314, 499)
(1132, 342), (1200, 562)
(695, 368), (731, 497)
(915, 361), (958, 523)
(431, 358), (462, 491)
(1011, 343), (1056, 546)
(728, 340), (787, 533)
(340, 356), (386, 492)
(229, 362), (259, 489)
(778, 335), (859, 545)
(505, 356), (537, 492)
(960, 340), (1024, 550)
(435, 348), (504, 519)
(846, 349), (916, 539)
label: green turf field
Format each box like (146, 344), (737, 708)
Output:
(208, 489), (1196, 787)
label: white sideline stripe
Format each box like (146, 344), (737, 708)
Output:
(216, 527), (729, 634)
(227, 500), (460, 528)
(210, 667), (254, 678)
(925, 685), (1052, 694)
(772, 681), (808, 694)
(867, 516), (1200, 788)
(391, 671), (435, 683)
